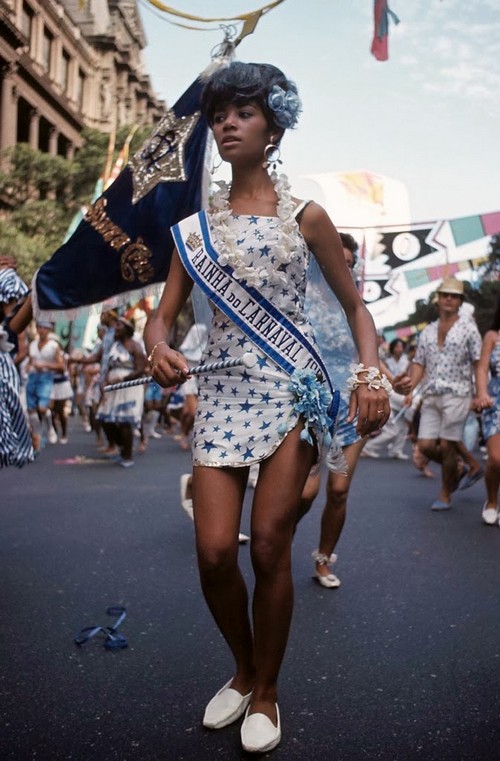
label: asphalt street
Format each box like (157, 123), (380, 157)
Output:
(1, 420), (499, 761)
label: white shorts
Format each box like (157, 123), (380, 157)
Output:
(418, 393), (471, 442)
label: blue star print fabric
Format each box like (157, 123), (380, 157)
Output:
(191, 212), (319, 468)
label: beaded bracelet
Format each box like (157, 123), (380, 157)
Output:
(346, 363), (393, 395)
(147, 340), (167, 366)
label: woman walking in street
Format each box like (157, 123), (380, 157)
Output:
(97, 316), (147, 468)
(473, 296), (500, 525)
(144, 61), (390, 753)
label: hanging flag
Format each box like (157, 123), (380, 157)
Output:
(371, 1), (400, 62)
(32, 77), (210, 320)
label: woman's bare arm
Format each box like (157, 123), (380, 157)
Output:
(143, 248), (194, 387)
(300, 202), (389, 434)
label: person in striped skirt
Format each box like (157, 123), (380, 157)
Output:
(0, 266), (34, 468)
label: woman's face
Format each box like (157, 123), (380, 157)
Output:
(211, 101), (273, 167)
(343, 248), (355, 271)
(36, 325), (51, 340)
(392, 341), (404, 358)
(115, 322), (129, 340)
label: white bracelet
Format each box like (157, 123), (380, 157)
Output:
(346, 363), (393, 395)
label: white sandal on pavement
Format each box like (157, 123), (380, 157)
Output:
(180, 473), (194, 521)
(312, 550), (341, 588)
(203, 679), (252, 729)
(241, 703), (281, 753)
(481, 502), (499, 525)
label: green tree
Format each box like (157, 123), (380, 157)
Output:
(482, 234), (500, 280)
(0, 125), (152, 282)
(464, 280), (499, 335)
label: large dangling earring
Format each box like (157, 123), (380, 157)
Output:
(262, 143), (282, 171)
(211, 152), (223, 175)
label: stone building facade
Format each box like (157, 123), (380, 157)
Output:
(0, 0), (165, 159)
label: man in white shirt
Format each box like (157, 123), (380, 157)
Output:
(409, 278), (482, 510)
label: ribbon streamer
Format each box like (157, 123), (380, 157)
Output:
(104, 352), (257, 392)
(74, 606), (128, 651)
(144, 0), (284, 23)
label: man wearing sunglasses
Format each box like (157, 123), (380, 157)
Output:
(409, 278), (482, 511)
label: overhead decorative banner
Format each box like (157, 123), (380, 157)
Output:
(383, 255), (489, 297)
(428, 210), (500, 251)
(32, 77), (209, 320)
(357, 212), (499, 327)
(361, 225), (439, 304)
(371, 1), (399, 61)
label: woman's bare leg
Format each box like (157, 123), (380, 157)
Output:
(485, 434), (500, 508)
(248, 425), (315, 724)
(193, 465), (255, 694)
(314, 438), (366, 579)
(193, 425), (315, 724)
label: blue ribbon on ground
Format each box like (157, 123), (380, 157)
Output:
(74, 606), (128, 650)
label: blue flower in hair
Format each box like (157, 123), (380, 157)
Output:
(267, 85), (302, 129)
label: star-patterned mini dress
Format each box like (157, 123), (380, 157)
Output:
(191, 209), (322, 468)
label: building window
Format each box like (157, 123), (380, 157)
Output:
(42, 27), (53, 74)
(76, 69), (86, 110)
(61, 50), (70, 93)
(21, 2), (34, 51)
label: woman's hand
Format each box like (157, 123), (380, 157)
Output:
(150, 344), (190, 388)
(473, 393), (493, 411)
(392, 372), (412, 396)
(347, 384), (391, 436)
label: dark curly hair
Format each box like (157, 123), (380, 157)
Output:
(200, 61), (299, 135)
(339, 232), (359, 265)
(389, 337), (406, 355)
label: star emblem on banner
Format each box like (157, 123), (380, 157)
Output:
(130, 109), (200, 203)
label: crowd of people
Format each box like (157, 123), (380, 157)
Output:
(3, 267), (495, 521)
(1, 59), (499, 756)
(0, 287), (206, 468)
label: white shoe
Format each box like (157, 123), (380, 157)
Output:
(150, 431), (162, 439)
(482, 502), (499, 525)
(312, 550), (341, 588)
(180, 474), (194, 520)
(392, 453), (409, 460)
(47, 427), (58, 444)
(241, 704), (281, 753)
(314, 569), (341, 588)
(203, 679), (252, 729)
